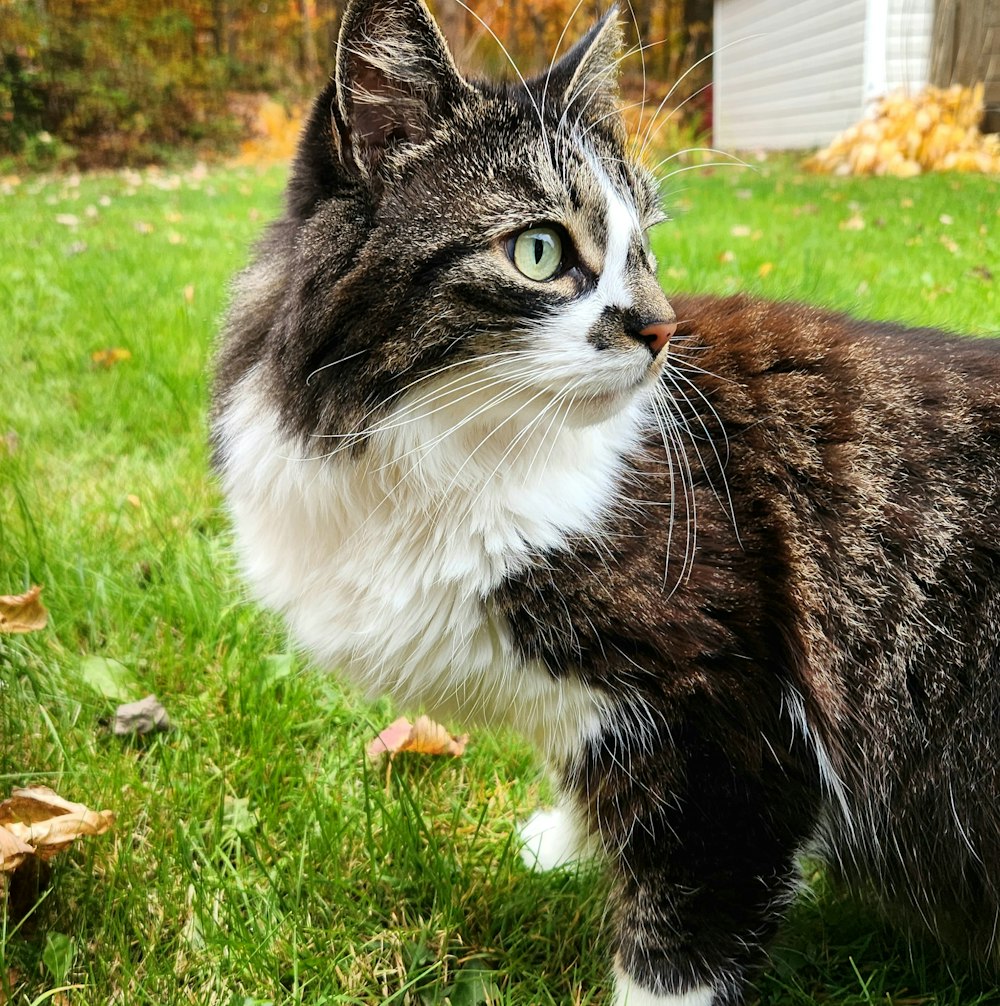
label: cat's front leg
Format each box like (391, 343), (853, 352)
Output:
(606, 820), (803, 1006)
(574, 726), (819, 1006)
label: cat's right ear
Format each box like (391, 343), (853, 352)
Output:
(332, 0), (468, 179)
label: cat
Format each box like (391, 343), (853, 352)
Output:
(210, 0), (1000, 1003)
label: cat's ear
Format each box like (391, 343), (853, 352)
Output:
(543, 7), (623, 124)
(332, 0), (467, 177)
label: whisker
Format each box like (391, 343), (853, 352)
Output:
(446, 0), (551, 167)
(305, 347), (370, 386)
(636, 34), (765, 160)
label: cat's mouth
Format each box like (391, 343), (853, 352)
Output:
(570, 347), (670, 420)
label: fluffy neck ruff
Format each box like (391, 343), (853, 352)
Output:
(215, 367), (651, 761)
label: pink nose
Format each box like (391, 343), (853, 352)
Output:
(639, 320), (677, 355)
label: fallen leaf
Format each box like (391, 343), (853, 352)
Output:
(729, 225), (751, 237)
(91, 347), (131, 368)
(718, 250), (735, 263)
(0, 825), (35, 871)
(758, 262), (774, 278)
(367, 715), (468, 760)
(0, 968), (22, 1004)
(0, 585), (47, 634)
(0, 786), (114, 870)
(1, 431), (17, 456)
(125, 494), (141, 508)
(971, 265), (994, 282)
(79, 655), (138, 701)
(939, 213), (954, 226)
(55, 213), (79, 227)
(840, 213), (866, 231)
(183, 284), (195, 303)
(134, 220), (153, 234)
(113, 694), (170, 736)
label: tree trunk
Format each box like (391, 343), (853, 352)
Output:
(300, 0), (320, 80)
(931, 0), (1000, 133)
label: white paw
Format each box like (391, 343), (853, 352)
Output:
(612, 967), (714, 1006)
(517, 804), (594, 871)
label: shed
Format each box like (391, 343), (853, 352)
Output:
(712, 0), (938, 149)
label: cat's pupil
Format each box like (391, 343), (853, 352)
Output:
(533, 239), (544, 264)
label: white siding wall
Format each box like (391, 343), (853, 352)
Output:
(886, 0), (933, 93)
(714, 0), (868, 149)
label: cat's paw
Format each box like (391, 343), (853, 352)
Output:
(518, 804), (593, 871)
(612, 969), (714, 1006)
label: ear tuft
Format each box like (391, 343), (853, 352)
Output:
(333, 0), (466, 177)
(544, 7), (624, 126)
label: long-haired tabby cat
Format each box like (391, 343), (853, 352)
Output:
(211, 1), (1000, 1002)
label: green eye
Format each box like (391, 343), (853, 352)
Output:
(512, 227), (563, 281)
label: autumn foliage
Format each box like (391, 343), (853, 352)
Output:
(1, 0), (712, 168)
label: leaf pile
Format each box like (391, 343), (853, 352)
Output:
(0, 786), (114, 873)
(805, 83), (1000, 177)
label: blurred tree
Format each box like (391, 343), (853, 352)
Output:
(0, 0), (711, 166)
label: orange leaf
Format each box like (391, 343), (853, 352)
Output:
(91, 347), (131, 368)
(0, 585), (47, 634)
(367, 715), (468, 760)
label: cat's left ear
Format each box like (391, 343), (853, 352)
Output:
(333, 0), (468, 178)
(541, 7), (624, 124)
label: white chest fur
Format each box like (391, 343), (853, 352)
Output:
(215, 368), (648, 764)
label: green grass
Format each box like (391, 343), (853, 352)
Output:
(1, 158), (998, 1006)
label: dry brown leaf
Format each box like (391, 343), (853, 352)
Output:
(0, 786), (114, 871)
(0, 968), (22, 1005)
(0, 585), (48, 634)
(113, 694), (170, 736)
(91, 347), (131, 368)
(367, 715), (468, 760)
(0, 825), (35, 872)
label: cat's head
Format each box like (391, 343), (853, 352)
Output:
(217, 0), (676, 458)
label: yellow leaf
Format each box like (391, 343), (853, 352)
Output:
(758, 262), (774, 278)
(91, 347), (131, 368)
(0, 585), (47, 634)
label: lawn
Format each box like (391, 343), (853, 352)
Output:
(1, 158), (998, 1006)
